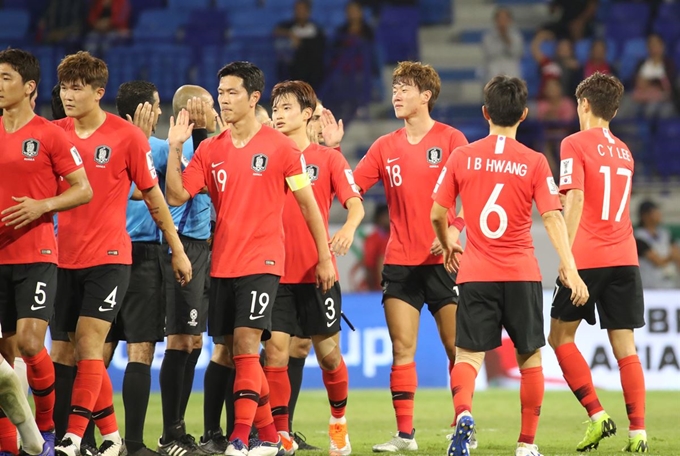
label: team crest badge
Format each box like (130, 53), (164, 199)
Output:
(22, 139), (39, 158)
(306, 164), (319, 181)
(426, 147), (442, 164)
(251, 153), (268, 172)
(94, 145), (112, 165)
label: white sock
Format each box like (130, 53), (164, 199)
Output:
(13, 358), (29, 397)
(456, 410), (472, 425)
(64, 432), (82, 448)
(0, 360), (44, 455)
(102, 431), (122, 444)
(590, 411), (605, 421)
(629, 429), (646, 438)
(329, 416), (346, 425)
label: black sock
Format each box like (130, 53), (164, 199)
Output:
(83, 420), (97, 448)
(225, 366), (235, 437)
(287, 356), (306, 431)
(179, 348), (201, 421)
(160, 349), (190, 442)
(123, 362), (151, 451)
(53, 363), (75, 440)
(203, 361), (230, 439)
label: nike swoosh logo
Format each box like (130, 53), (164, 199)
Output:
(249, 315), (264, 320)
(211, 161), (225, 168)
(31, 305), (46, 311)
(327, 319), (337, 327)
(98, 306), (114, 312)
(386, 157), (400, 163)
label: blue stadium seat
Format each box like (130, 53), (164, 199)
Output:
(652, 3), (680, 51)
(198, 43), (244, 92)
(22, 46), (63, 104)
(652, 119), (680, 177)
(574, 38), (618, 65)
(376, 6), (419, 63)
(227, 10), (279, 39)
(607, 2), (651, 24)
(104, 46), (144, 102)
(0, 9), (30, 41)
(133, 9), (189, 42)
(168, 0), (211, 9)
(182, 9), (229, 48)
(605, 22), (647, 44)
(229, 37), (278, 99)
(419, 0), (452, 25)
(129, 0), (167, 27)
(618, 38), (648, 84)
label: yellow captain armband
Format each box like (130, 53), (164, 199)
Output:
(286, 173), (311, 191)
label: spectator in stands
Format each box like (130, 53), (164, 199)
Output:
(535, 78), (577, 174)
(630, 33), (678, 119)
(482, 7), (524, 79)
(84, 0), (131, 57)
(274, 0), (326, 90)
(583, 39), (615, 78)
(635, 200), (680, 289)
(37, 0), (86, 51)
(335, 1), (374, 44)
(542, 0), (598, 41)
(362, 204), (389, 291)
(531, 30), (581, 98)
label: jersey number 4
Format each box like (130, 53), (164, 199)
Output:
(599, 166), (631, 222)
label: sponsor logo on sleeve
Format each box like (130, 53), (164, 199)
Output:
(547, 177), (559, 195)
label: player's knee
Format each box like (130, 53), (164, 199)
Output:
(192, 334), (203, 350)
(608, 330), (637, 360)
(211, 344), (233, 367)
(455, 348), (484, 372)
(391, 338), (416, 361)
(127, 342), (155, 365)
(290, 337), (312, 358)
(17, 335), (44, 358)
(166, 334), (195, 352)
(318, 346), (341, 371)
(264, 341), (289, 367)
(50, 341), (75, 365)
(232, 330), (263, 356)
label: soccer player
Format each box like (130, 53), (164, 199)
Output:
(352, 61), (468, 452)
(547, 73), (648, 453)
(267, 80), (363, 455)
(52, 51), (192, 456)
(431, 75), (589, 456)
(0, 48), (93, 456)
(165, 61), (335, 456)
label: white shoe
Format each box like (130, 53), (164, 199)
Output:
(329, 418), (351, 456)
(99, 440), (125, 456)
(515, 442), (542, 456)
(469, 427), (478, 450)
(248, 437), (282, 456)
(224, 438), (249, 456)
(55, 438), (80, 456)
(372, 431), (417, 453)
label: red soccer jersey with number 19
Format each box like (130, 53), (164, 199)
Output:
(281, 143), (362, 284)
(182, 126), (307, 278)
(54, 113), (158, 268)
(433, 135), (562, 283)
(559, 127), (638, 269)
(0, 115), (83, 264)
(353, 121), (468, 266)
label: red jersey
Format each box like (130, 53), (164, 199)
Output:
(281, 143), (361, 284)
(0, 115), (83, 264)
(559, 128), (638, 269)
(182, 125), (308, 278)
(353, 121), (468, 266)
(54, 113), (157, 268)
(363, 228), (389, 289)
(433, 135), (562, 283)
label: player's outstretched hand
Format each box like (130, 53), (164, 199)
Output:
(321, 109), (344, 148)
(442, 242), (464, 274)
(214, 108), (228, 133)
(127, 102), (154, 139)
(330, 225), (355, 256)
(315, 258), (336, 294)
(1, 196), (48, 229)
(172, 249), (193, 286)
(559, 264), (589, 306)
(431, 225), (461, 256)
(187, 97), (207, 129)
(168, 109), (194, 145)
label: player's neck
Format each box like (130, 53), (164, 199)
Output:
(230, 115), (261, 147)
(0, 102), (34, 133)
(488, 124), (519, 139)
(581, 115), (609, 131)
(403, 112), (435, 144)
(72, 107), (107, 138)
(287, 126), (311, 151)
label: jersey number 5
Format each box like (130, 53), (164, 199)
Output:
(599, 166), (632, 222)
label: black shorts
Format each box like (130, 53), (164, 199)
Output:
(382, 264), (458, 314)
(163, 236), (210, 335)
(110, 243), (166, 343)
(54, 265), (131, 333)
(273, 282), (342, 337)
(551, 266), (645, 330)
(0, 263), (57, 334)
(457, 281), (545, 355)
(209, 274), (280, 341)
(49, 318), (70, 342)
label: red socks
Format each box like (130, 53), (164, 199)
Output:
(263, 366), (290, 433)
(451, 362), (476, 420)
(24, 348), (56, 432)
(68, 360), (103, 437)
(322, 358), (348, 419)
(255, 368), (277, 443)
(0, 414), (18, 454)
(618, 355), (646, 430)
(519, 366), (544, 445)
(230, 355), (262, 444)
(390, 362), (417, 435)
(556, 343), (603, 416)
(92, 365), (118, 435)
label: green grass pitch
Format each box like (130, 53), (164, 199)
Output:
(114, 389), (679, 456)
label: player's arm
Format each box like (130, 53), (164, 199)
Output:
(562, 189), (584, 247)
(430, 202), (463, 273)
(130, 184), (143, 201)
(1, 168), (92, 229)
(330, 197), (364, 256)
(431, 206), (465, 256)
(165, 110), (195, 206)
(352, 141), (382, 194)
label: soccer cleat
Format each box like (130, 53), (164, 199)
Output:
(329, 421), (351, 456)
(199, 429), (228, 455)
(469, 427), (478, 450)
(279, 432), (297, 456)
(82, 442), (103, 456)
(224, 439), (248, 456)
(247, 437), (282, 456)
(576, 413), (617, 452)
(515, 442), (543, 456)
(372, 429), (417, 452)
(157, 435), (205, 456)
(447, 413), (474, 456)
(41, 429), (56, 455)
(292, 432), (320, 451)
(56, 437), (84, 456)
(100, 440), (126, 456)
(623, 432), (649, 453)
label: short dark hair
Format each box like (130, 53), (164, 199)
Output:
(0, 48), (40, 89)
(58, 51), (108, 89)
(271, 80), (317, 121)
(575, 72), (624, 121)
(217, 61), (264, 97)
(392, 61), (441, 112)
(116, 80), (158, 120)
(51, 84), (66, 120)
(638, 200), (658, 222)
(483, 75), (527, 127)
